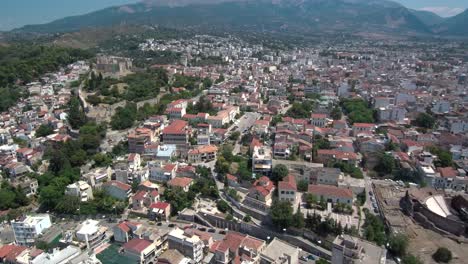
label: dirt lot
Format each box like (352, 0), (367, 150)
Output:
(408, 224), (468, 264)
(374, 182), (468, 263)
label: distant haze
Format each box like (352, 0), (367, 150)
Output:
(0, 0), (466, 31)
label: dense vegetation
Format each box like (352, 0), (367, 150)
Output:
(286, 101), (314, 119)
(0, 181), (30, 210)
(86, 68), (168, 104)
(0, 44), (92, 111)
(341, 98), (375, 124)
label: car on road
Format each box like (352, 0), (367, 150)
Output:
(307, 255), (315, 260)
(168, 223), (176, 228)
(219, 230), (226, 234)
(208, 228), (216, 233)
(369, 191), (373, 196)
(300, 256), (308, 261)
(198, 227), (207, 232)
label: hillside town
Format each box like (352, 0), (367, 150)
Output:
(0, 33), (467, 264)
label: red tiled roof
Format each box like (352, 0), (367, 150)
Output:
(133, 190), (148, 200)
(123, 238), (152, 253)
(103, 180), (131, 191)
(279, 175), (297, 191)
(150, 201), (170, 210)
(438, 167), (458, 178)
(311, 113), (327, 119)
(188, 145), (218, 155)
(250, 176), (274, 197)
(308, 184), (353, 199)
(168, 177), (193, 188)
(117, 222), (131, 233)
(163, 120), (187, 134)
(353, 123), (375, 128)
(317, 149), (358, 160)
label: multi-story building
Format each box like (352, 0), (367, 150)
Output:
(278, 175), (298, 204)
(331, 235), (386, 264)
(148, 162), (177, 183)
(187, 145), (218, 163)
(352, 123), (375, 136)
(122, 238), (157, 264)
(102, 180), (132, 201)
(260, 238), (299, 264)
(12, 214), (52, 246)
(76, 219), (108, 250)
(213, 231), (266, 264)
(252, 145), (272, 175)
(128, 128), (156, 154)
(167, 228), (204, 263)
(311, 113), (328, 128)
(162, 120), (189, 145)
(65, 181), (94, 202)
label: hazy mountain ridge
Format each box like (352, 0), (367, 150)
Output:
(13, 0), (467, 37)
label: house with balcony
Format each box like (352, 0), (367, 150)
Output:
(122, 238), (157, 264)
(168, 228), (204, 263)
(76, 219), (108, 250)
(187, 145), (218, 163)
(12, 214), (52, 246)
(252, 145), (273, 176)
(149, 162), (177, 183)
(65, 181), (94, 202)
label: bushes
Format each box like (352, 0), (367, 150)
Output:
(433, 247), (452, 263)
(111, 103), (137, 130)
(216, 200), (231, 213)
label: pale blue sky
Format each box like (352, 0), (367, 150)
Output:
(0, 0), (466, 31)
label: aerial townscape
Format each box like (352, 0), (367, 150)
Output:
(0, 0), (467, 264)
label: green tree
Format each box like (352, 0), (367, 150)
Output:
(270, 200), (293, 229)
(331, 106), (342, 120)
(111, 103), (137, 130)
(35, 124), (55, 137)
(388, 234), (409, 257)
(375, 154), (396, 176)
(217, 200), (230, 213)
(316, 259), (330, 264)
(292, 207), (305, 229)
(415, 112), (436, 129)
(297, 179), (309, 192)
(243, 214), (252, 222)
(271, 164), (289, 183)
(433, 247), (452, 263)
(402, 254), (423, 264)
(229, 131), (241, 141)
(68, 96), (87, 129)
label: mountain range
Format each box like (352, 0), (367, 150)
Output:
(14, 0), (468, 37)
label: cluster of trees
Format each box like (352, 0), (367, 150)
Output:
(0, 44), (92, 88)
(374, 153), (397, 176)
(414, 112), (436, 129)
(187, 95), (216, 115)
(332, 202), (353, 214)
(0, 181), (29, 210)
(427, 146), (453, 168)
(35, 124), (55, 138)
(286, 101), (314, 119)
(271, 164), (289, 183)
(68, 96), (88, 129)
(0, 44), (92, 111)
(341, 98), (375, 124)
(111, 103), (138, 130)
(362, 209), (386, 246)
(332, 162), (363, 179)
(172, 74), (202, 90)
(216, 145), (252, 182)
(52, 191), (126, 216)
(269, 200), (304, 230)
(305, 211), (358, 237)
(163, 166), (218, 215)
(86, 68), (169, 104)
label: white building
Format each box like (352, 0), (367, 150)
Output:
(12, 214), (52, 246)
(260, 238), (299, 264)
(252, 145), (273, 175)
(76, 219), (108, 250)
(65, 181), (94, 202)
(167, 228), (204, 263)
(332, 235), (386, 264)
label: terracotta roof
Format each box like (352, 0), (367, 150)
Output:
(133, 190), (148, 200)
(308, 184), (353, 199)
(117, 222), (131, 233)
(438, 167), (458, 178)
(103, 180), (131, 191)
(123, 238), (153, 253)
(279, 175), (297, 191)
(168, 177), (193, 188)
(150, 201), (170, 210)
(250, 176), (274, 197)
(163, 120), (187, 134)
(188, 145), (218, 155)
(353, 123), (375, 128)
(317, 149), (358, 160)
(311, 113), (327, 119)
